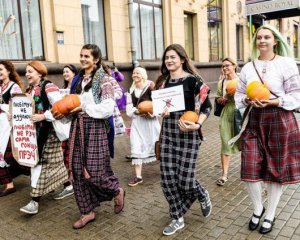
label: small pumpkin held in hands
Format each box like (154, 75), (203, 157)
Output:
(246, 81), (270, 101)
(52, 94), (80, 116)
(138, 101), (153, 114)
(180, 111), (199, 123)
(226, 79), (238, 95)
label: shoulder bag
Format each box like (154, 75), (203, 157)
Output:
(214, 79), (225, 116)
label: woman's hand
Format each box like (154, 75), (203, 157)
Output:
(249, 99), (279, 108)
(178, 119), (200, 132)
(32, 114), (46, 123)
(217, 97), (227, 105)
(161, 107), (170, 118)
(51, 110), (64, 120)
(69, 106), (82, 115)
(140, 112), (155, 119)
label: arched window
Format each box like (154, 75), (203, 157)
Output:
(0, 0), (44, 60)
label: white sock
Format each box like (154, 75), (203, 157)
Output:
(137, 175), (142, 179)
(262, 182), (282, 228)
(65, 185), (73, 191)
(178, 217), (184, 223)
(245, 182), (264, 224)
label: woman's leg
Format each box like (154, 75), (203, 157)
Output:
(245, 181), (264, 224)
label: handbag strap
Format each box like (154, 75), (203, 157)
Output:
(252, 61), (279, 98)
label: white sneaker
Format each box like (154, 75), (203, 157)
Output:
(20, 200), (39, 214)
(163, 219), (185, 236)
(53, 186), (74, 200)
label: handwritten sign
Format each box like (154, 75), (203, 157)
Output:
(151, 85), (185, 116)
(10, 94), (38, 167)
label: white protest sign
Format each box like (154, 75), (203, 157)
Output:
(151, 85), (185, 116)
(10, 94), (39, 167)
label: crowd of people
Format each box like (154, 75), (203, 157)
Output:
(1, 24), (300, 236)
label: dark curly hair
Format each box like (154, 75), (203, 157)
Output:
(0, 60), (24, 92)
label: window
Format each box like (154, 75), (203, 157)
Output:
(81, 0), (107, 58)
(236, 25), (243, 61)
(184, 13), (194, 60)
(207, 0), (223, 61)
(0, 0), (44, 60)
(133, 0), (164, 60)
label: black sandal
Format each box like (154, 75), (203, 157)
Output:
(249, 207), (265, 230)
(259, 218), (275, 234)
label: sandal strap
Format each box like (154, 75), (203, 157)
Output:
(252, 207), (265, 219)
(264, 218), (275, 224)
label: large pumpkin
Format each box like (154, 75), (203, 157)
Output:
(52, 94), (80, 116)
(246, 81), (270, 101)
(138, 101), (153, 114)
(180, 111), (199, 123)
(226, 79), (238, 95)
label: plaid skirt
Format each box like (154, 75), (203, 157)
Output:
(61, 140), (70, 175)
(241, 107), (300, 184)
(160, 111), (206, 219)
(31, 130), (68, 197)
(69, 114), (119, 214)
(0, 141), (30, 185)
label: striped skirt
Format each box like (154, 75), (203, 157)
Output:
(31, 130), (68, 197)
(160, 111), (207, 219)
(69, 114), (120, 214)
(241, 107), (300, 184)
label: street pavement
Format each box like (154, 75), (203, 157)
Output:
(0, 113), (300, 240)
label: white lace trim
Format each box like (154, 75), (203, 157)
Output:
(131, 156), (156, 165)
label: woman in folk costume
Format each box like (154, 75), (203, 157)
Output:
(0, 61), (30, 197)
(126, 67), (160, 186)
(235, 25), (300, 234)
(155, 44), (212, 236)
(20, 61), (68, 214)
(69, 44), (125, 229)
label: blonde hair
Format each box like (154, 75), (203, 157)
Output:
(129, 67), (148, 94)
(222, 57), (238, 72)
(251, 24), (293, 59)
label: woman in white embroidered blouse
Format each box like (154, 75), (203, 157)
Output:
(235, 25), (300, 234)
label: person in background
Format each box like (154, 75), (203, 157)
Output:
(68, 44), (125, 229)
(20, 61), (68, 214)
(110, 63), (126, 111)
(126, 67), (160, 186)
(215, 57), (240, 186)
(155, 44), (212, 236)
(0, 60), (30, 197)
(53, 64), (78, 200)
(235, 25), (300, 234)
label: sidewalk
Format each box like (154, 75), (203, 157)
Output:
(0, 114), (300, 240)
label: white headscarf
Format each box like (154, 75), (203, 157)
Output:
(129, 67), (148, 94)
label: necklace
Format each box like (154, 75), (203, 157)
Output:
(260, 54), (276, 74)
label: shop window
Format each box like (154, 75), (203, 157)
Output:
(0, 0), (44, 60)
(133, 0), (164, 60)
(207, 0), (223, 61)
(184, 13), (194, 60)
(81, 0), (107, 58)
(293, 23), (299, 59)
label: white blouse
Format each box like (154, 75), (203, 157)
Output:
(235, 56), (300, 111)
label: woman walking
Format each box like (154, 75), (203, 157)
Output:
(20, 61), (68, 214)
(69, 44), (125, 229)
(126, 67), (160, 186)
(235, 25), (300, 234)
(155, 44), (212, 236)
(215, 57), (240, 186)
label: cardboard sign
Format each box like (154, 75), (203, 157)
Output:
(10, 94), (38, 167)
(151, 85), (185, 116)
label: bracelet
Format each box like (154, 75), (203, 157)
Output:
(196, 123), (202, 128)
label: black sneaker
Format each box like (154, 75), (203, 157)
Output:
(199, 189), (212, 217)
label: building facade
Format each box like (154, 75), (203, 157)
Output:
(0, 0), (299, 91)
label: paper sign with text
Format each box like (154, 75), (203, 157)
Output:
(151, 85), (185, 116)
(10, 94), (38, 167)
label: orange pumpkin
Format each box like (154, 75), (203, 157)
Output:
(180, 111), (199, 123)
(226, 79), (238, 95)
(51, 94), (81, 116)
(64, 94), (81, 112)
(52, 100), (69, 116)
(138, 101), (153, 114)
(246, 81), (270, 101)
